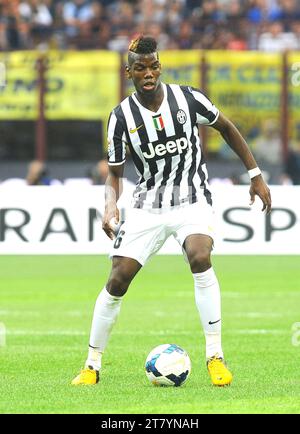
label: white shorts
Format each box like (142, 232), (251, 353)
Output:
(109, 201), (215, 266)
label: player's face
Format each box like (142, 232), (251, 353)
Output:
(128, 53), (161, 95)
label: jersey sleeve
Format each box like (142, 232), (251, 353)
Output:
(189, 87), (219, 126)
(107, 110), (127, 165)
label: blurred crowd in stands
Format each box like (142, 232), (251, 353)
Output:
(25, 158), (109, 184)
(1, 0), (300, 52)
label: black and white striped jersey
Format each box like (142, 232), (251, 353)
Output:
(107, 83), (219, 210)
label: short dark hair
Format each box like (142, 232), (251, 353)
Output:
(128, 36), (157, 54)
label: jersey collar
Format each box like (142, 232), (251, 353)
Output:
(132, 82), (167, 115)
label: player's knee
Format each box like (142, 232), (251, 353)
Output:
(106, 276), (129, 296)
(106, 269), (133, 297)
(106, 277), (128, 297)
(189, 250), (211, 273)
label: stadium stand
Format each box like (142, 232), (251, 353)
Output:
(0, 0), (300, 51)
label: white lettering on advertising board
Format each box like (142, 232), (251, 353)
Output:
(0, 185), (299, 254)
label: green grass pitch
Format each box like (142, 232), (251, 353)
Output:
(0, 255), (299, 414)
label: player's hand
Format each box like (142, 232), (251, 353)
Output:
(102, 206), (120, 240)
(249, 175), (272, 214)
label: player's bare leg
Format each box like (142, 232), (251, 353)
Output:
(183, 234), (233, 386)
(71, 256), (142, 385)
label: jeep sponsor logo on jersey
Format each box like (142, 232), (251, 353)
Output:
(142, 136), (192, 160)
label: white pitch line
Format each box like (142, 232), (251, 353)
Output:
(232, 312), (283, 318)
(0, 311), (44, 317)
(222, 292), (241, 298)
(6, 330), (190, 336)
(232, 329), (286, 335)
(6, 330), (87, 336)
(4, 329), (287, 337)
(0, 310), (83, 317)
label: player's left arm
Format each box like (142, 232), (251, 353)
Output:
(211, 112), (272, 214)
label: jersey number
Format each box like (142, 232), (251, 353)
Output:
(114, 230), (125, 249)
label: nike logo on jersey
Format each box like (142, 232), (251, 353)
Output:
(142, 137), (191, 160)
(208, 319), (221, 325)
(129, 124), (144, 134)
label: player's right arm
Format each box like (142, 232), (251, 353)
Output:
(102, 109), (127, 239)
(102, 163), (124, 240)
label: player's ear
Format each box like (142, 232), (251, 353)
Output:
(125, 65), (131, 79)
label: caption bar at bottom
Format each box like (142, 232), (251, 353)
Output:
(99, 417), (199, 431)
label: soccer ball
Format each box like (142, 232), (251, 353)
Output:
(145, 344), (191, 387)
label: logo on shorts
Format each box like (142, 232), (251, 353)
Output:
(177, 110), (187, 125)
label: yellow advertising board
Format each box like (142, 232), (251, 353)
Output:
(0, 51), (38, 119)
(153, 49), (202, 87)
(0, 51), (120, 121)
(288, 52), (300, 144)
(205, 51), (282, 153)
(0, 49), (291, 155)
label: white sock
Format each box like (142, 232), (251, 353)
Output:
(86, 347), (103, 372)
(193, 267), (223, 359)
(85, 287), (122, 371)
